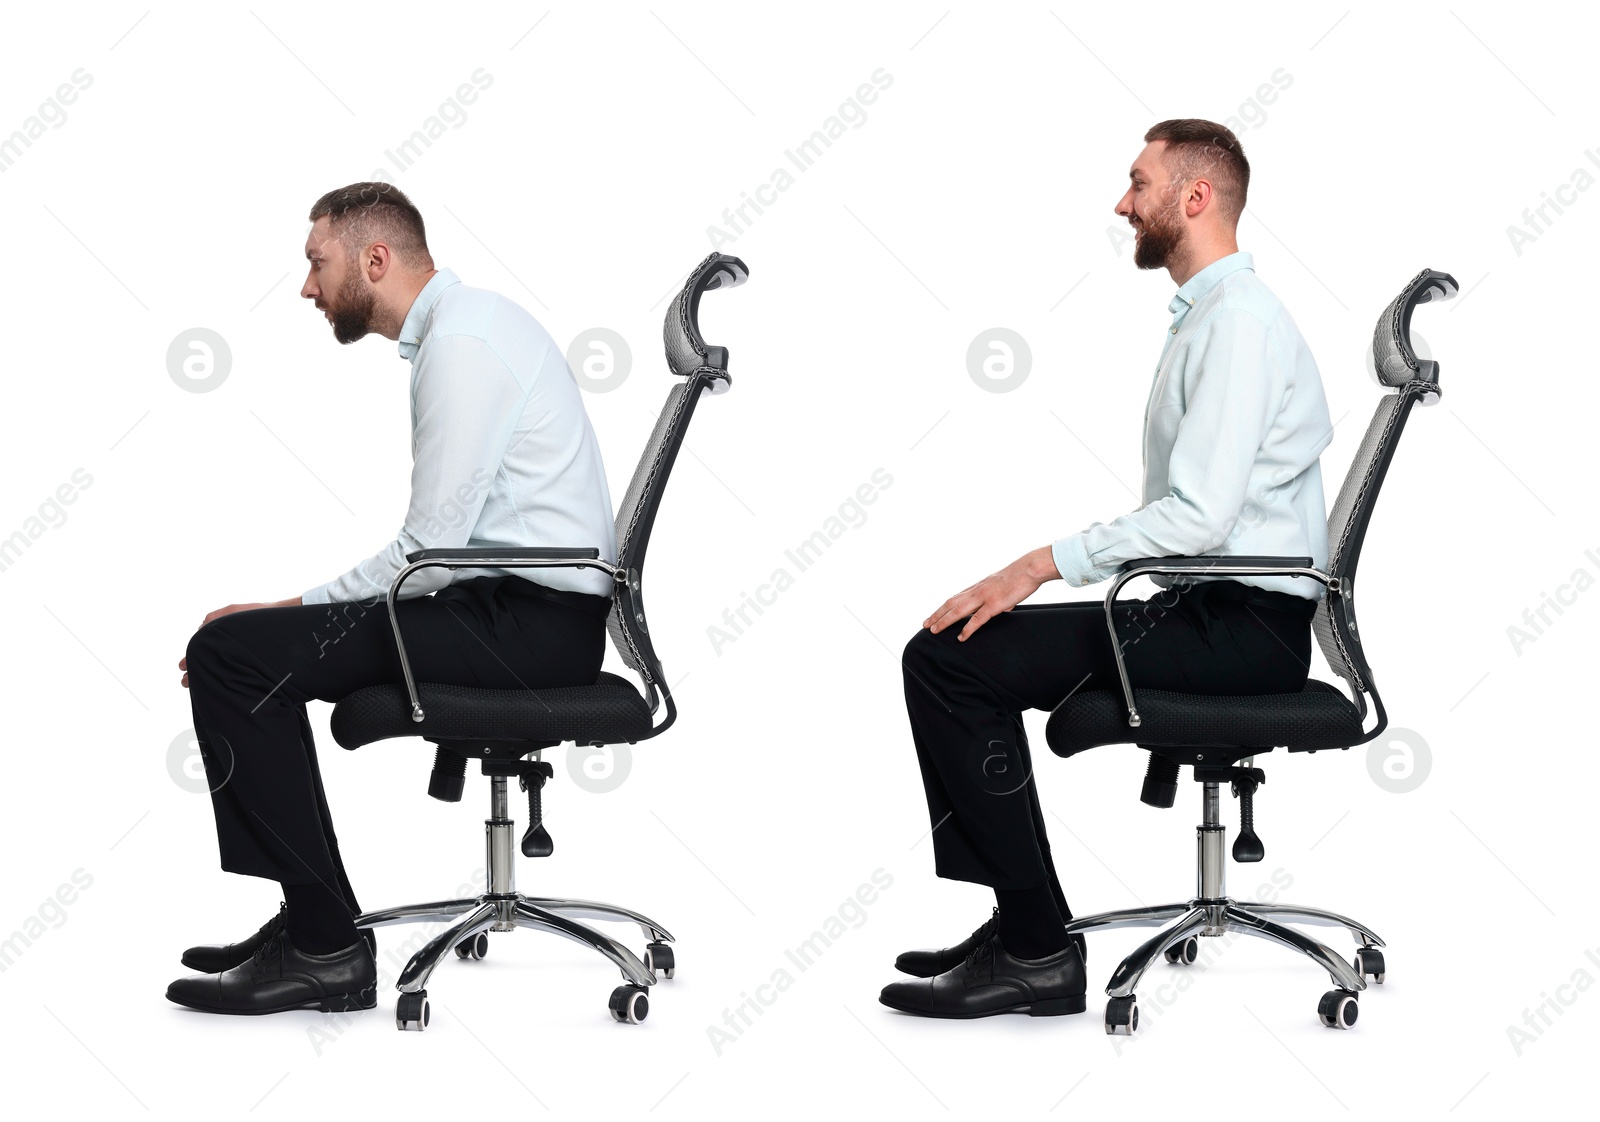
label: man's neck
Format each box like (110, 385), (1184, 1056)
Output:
(377, 268), (440, 340)
(1168, 240), (1238, 288)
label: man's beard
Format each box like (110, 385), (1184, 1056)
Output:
(326, 266), (376, 344)
(1132, 197), (1186, 271)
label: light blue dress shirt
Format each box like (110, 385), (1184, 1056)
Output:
(1051, 251), (1332, 602)
(302, 268), (617, 605)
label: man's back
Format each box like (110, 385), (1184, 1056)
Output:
(1052, 251), (1333, 603)
(301, 269), (616, 604)
(1145, 253), (1334, 599)
(419, 276), (617, 598)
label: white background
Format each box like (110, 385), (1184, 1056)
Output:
(0, 2), (1592, 1117)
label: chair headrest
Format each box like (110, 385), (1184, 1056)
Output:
(663, 252), (748, 384)
(1371, 268), (1457, 392)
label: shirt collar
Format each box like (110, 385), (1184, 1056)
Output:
(1167, 250), (1254, 323)
(397, 268), (459, 360)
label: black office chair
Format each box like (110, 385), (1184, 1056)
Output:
(1045, 267), (1457, 1035)
(327, 251), (748, 1031)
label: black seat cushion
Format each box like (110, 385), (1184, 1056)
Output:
(331, 672), (652, 749)
(1045, 679), (1364, 757)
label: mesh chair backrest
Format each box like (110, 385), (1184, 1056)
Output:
(1311, 268), (1456, 700)
(605, 253), (747, 684)
(605, 378), (706, 673)
(1311, 390), (1421, 695)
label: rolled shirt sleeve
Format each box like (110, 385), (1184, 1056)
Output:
(1051, 308), (1283, 587)
(302, 334), (526, 605)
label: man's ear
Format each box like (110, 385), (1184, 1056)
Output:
(364, 241), (393, 283)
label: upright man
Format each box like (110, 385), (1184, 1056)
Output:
(169, 182), (616, 1016)
(880, 120), (1334, 1019)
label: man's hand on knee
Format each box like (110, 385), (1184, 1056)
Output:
(924, 547), (1061, 642)
(179, 597), (303, 688)
(200, 597), (303, 628)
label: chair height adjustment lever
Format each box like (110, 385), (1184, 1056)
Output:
(519, 763), (555, 858)
(1231, 774), (1265, 863)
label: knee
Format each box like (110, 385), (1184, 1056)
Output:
(186, 626), (212, 667)
(901, 623), (964, 685)
(902, 625), (938, 672)
(185, 618), (235, 672)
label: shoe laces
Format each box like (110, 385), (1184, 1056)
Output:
(253, 902), (288, 943)
(969, 906), (999, 947)
(252, 927), (288, 969)
(962, 930), (998, 974)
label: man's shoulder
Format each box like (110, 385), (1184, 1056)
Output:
(426, 281), (556, 361)
(1204, 269), (1312, 350)
(1212, 268), (1286, 320)
(432, 278), (550, 340)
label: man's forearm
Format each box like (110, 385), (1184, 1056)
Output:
(1025, 544), (1062, 583)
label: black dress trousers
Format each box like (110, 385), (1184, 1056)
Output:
(183, 575), (610, 888)
(900, 578), (1317, 894)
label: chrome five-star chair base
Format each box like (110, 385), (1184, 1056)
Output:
(355, 774), (675, 1031)
(1064, 778), (1386, 1035)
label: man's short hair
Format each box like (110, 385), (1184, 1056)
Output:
(1143, 119), (1250, 226)
(308, 182), (432, 270)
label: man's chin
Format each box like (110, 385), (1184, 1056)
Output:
(1133, 235), (1176, 271)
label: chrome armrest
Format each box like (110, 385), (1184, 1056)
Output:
(386, 549), (623, 723)
(1102, 557), (1336, 728)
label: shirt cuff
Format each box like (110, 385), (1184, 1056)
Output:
(1051, 533), (1098, 588)
(301, 583), (332, 606)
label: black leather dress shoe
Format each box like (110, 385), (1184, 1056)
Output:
(894, 907), (1086, 977)
(879, 932), (1087, 1018)
(181, 902), (376, 973)
(166, 928), (377, 1015)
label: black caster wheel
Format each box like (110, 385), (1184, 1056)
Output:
(1318, 989), (1359, 1029)
(396, 990), (430, 1032)
(1105, 995), (1139, 1036)
(1163, 936), (1199, 966)
(455, 931), (489, 960)
(644, 942), (675, 980)
(1353, 947), (1385, 984)
(609, 984), (649, 1024)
